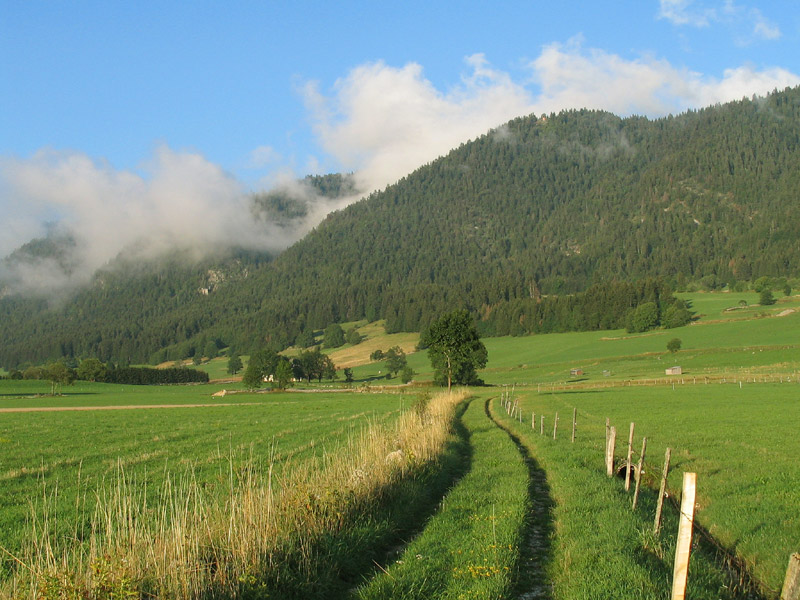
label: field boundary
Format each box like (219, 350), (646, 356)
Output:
(529, 372), (799, 393)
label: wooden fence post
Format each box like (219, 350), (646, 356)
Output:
(671, 472), (697, 600)
(632, 437), (647, 510)
(606, 426), (616, 477)
(553, 412), (558, 439)
(782, 553), (800, 600)
(540, 415), (545, 436)
(625, 422), (635, 491)
(571, 407), (577, 443)
(654, 447), (672, 535)
(532, 411), (535, 430)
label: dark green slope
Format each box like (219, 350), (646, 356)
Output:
(2, 88), (800, 367)
(239, 88), (800, 336)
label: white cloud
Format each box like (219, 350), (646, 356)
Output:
(658, 0), (714, 27)
(528, 38), (800, 116)
(0, 147), (312, 295)
(659, 1), (781, 41)
(303, 43), (798, 201)
(249, 145), (282, 168)
(750, 8), (781, 40)
(302, 55), (536, 193)
(692, 64), (798, 105)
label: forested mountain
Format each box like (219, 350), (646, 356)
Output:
(2, 87), (800, 368)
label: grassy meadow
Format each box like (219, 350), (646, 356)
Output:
(481, 294), (800, 386)
(1, 291), (797, 597)
(294, 292), (800, 387)
(0, 384), (410, 579)
(496, 384), (799, 596)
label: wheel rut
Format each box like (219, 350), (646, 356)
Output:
(486, 397), (555, 600)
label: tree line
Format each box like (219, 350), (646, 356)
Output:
(6, 358), (208, 390)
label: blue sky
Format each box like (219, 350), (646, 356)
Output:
(1, 1), (799, 291)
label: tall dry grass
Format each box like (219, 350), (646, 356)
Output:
(1, 389), (467, 599)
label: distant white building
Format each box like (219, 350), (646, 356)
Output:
(665, 366), (682, 375)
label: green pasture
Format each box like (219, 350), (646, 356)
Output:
(1, 290), (797, 595)
(480, 309), (800, 385)
(345, 349), (432, 384)
(679, 291), (799, 322)
(509, 383), (799, 595)
(0, 379), (258, 409)
(0, 386), (405, 570)
(195, 355), (242, 379)
(492, 391), (772, 599)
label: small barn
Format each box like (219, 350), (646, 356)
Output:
(665, 366), (682, 375)
(570, 368), (583, 376)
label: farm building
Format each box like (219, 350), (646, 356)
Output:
(570, 368), (583, 376)
(665, 366), (682, 375)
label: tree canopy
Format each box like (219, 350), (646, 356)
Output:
(384, 346), (407, 377)
(324, 323), (345, 348)
(424, 310), (488, 389)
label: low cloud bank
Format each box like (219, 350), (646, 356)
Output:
(0, 147), (341, 296)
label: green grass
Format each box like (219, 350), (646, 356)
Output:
(245, 292), (800, 388)
(509, 384), (799, 596)
(679, 291), (799, 322)
(480, 308), (800, 385)
(492, 392), (771, 599)
(355, 396), (529, 600)
(194, 355), (238, 379)
(0, 386), (405, 573)
(2, 291), (796, 595)
(0, 379), (264, 408)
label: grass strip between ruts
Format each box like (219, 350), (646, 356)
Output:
(354, 396), (530, 600)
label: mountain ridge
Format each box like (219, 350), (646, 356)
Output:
(2, 87), (800, 367)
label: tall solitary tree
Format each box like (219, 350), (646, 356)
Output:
(424, 310), (487, 390)
(45, 361), (75, 396)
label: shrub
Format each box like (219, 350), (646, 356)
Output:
(759, 289), (776, 306)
